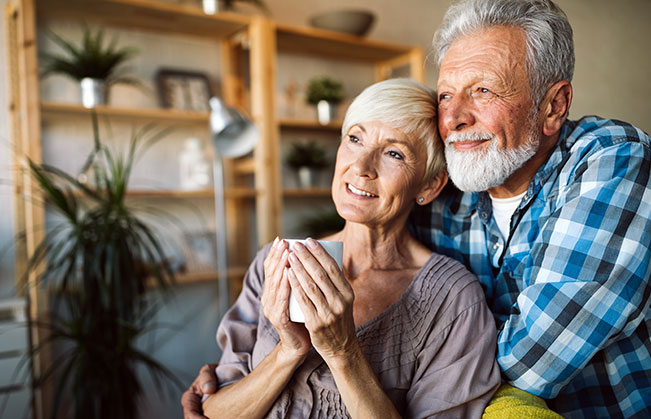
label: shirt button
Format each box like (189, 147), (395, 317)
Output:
(493, 243), (500, 250)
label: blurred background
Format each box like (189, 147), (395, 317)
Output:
(0, 0), (649, 418)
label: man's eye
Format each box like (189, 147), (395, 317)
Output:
(439, 93), (451, 102)
(478, 87), (490, 94)
(388, 150), (403, 160)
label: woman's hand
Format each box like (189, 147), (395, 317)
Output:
(287, 238), (359, 364)
(261, 238), (311, 361)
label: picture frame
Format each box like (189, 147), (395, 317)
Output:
(181, 230), (218, 272)
(156, 68), (213, 111)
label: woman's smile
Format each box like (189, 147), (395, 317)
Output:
(346, 183), (378, 198)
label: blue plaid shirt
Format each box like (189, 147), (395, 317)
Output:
(410, 116), (651, 418)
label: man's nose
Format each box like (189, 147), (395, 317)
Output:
(440, 94), (475, 133)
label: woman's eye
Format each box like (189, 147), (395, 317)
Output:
(477, 87), (490, 94)
(348, 135), (360, 143)
(438, 93), (451, 102)
(388, 150), (404, 160)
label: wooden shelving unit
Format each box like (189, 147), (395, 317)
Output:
(6, 1), (425, 415)
(41, 101), (210, 124)
(279, 117), (342, 132)
(283, 187), (332, 198)
(36, 0), (250, 39)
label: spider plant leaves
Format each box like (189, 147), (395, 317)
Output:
(23, 115), (179, 418)
(41, 27), (139, 84)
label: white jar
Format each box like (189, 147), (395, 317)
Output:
(179, 138), (211, 190)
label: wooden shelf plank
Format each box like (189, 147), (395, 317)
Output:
(175, 266), (248, 284)
(276, 23), (414, 62)
(283, 187), (331, 198)
(36, 0), (250, 39)
(41, 101), (210, 124)
(125, 187), (258, 199)
(279, 118), (342, 132)
(67, 187), (257, 199)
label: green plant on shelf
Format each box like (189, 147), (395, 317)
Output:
(299, 209), (345, 238)
(285, 140), (329, 170)
(305, 76), (345, 105)
(41, 27), (139, 86)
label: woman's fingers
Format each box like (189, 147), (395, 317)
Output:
(289, 241), (349, 305)
(287, 267), (318, 321)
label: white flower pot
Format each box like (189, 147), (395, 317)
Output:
(79, 78), (106, 108)
(316, 100), (337, 125)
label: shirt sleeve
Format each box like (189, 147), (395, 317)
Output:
(214, 245), (269, 388)
(406, 278), (501, 418)
(498, 140), (651, 398)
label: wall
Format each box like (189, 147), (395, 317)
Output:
(0, 1), (649, 418)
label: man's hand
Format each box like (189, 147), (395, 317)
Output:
(181, 363), (218, 419)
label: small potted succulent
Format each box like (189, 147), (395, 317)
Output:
(285, 140), (328, 188)
(305, 76), (345, 125)
(41, 28), (139, 108)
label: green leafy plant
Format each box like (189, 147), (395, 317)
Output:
(285, 140), (329, 169)
(305, 76), (345, 105)
(41, 27), (139, 86)
(299, 209), (345, 238)
(23, 114), (180, 419)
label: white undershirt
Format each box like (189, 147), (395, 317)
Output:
(490, 191), (526, 239)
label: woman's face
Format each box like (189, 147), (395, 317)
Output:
(332, 121), (428, 227)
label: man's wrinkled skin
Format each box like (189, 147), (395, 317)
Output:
(181, 363), (217, 419)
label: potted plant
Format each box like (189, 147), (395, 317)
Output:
(22, 114), (180, 419)
(41, 28), (139, 108)
(299, 209), (345, 238)
(201, 0), (269, 14)
(305, 76), (345, 125)
(285, 140), (329, 188)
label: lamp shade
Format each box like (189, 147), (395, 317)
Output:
(209, 97), (258, 158)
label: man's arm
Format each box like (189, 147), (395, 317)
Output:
(181, 363), (218, 419)
(499, 138), (651, 398)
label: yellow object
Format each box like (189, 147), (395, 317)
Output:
(483, 383), (563, 419)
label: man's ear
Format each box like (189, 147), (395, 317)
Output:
(541, 80), (573, 137)
(417, 170), (448, 205)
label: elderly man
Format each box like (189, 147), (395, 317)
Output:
(182, 1), (650, 418)
(409, 0), (650, 417)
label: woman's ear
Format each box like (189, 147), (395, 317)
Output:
(417, 170), (448, 205)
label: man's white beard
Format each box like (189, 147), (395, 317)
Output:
(444, 131), (539, 192)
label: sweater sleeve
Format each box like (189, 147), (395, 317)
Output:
(214, 245), (270, 388)
(406, 272), (501, 419)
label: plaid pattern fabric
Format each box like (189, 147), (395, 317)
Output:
(410, 116), (651, 418)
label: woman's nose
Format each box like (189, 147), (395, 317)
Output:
(352, 150), (377, 178)
(439, 94), (475, 134)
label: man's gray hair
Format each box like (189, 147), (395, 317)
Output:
(433, 0), (574, 106)
(342, 78), (446, 182)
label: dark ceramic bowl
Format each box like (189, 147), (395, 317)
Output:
(309, 9), (376, 36)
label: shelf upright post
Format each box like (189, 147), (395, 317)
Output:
(249, 16), (281, 244)
(6, 0), (51, 417)
(220, 34), (252, 269)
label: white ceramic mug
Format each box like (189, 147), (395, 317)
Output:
(285, 239), (343, 323)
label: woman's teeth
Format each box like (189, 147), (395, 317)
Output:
(347, 184), (377, 197)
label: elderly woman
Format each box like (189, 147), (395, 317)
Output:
(199, 78), (500, 418)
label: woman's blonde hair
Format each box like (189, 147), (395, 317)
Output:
(341, 78), (446, 182)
